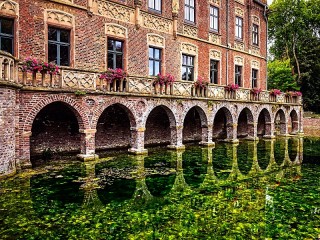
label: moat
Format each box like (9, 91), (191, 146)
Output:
(0, 137), (319, 239)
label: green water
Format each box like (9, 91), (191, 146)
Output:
(0, 138), (319, 239)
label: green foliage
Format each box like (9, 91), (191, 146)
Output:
(268, 59), (299, 91)
(74, 90), (86, 96)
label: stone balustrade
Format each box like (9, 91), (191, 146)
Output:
(0, 51), (302, 105)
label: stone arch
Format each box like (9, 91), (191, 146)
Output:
(237, 107), (254, 139)
(182, 105), (208, 143)
(257, 108), (272, 137)
(212, 107), (234, 140)
(289, 109), (299, 134)
(144, 105), (177, 146)
(95, 103), (137, 151)
(274, 109), (287, 135)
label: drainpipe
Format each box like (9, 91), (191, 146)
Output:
(226, 0), (229, 85)
(264, 4), (268, 90)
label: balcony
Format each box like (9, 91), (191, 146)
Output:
(0, 51), (302, 105)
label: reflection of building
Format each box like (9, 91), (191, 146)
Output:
(0, 0), (303, 178)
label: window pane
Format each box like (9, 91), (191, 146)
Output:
(182, 55), (187, 65)
(190, 8), (194, 22)
(182, 66), (187, 80)
(149, 47), (154, 58)
(155, 0), (161, 11)
(148, 0), (154, 8)
(107, 39), (114, 51)
(60, 29), (70, 43)
(1, 19), (13, 35)
(190, 0), (194, 7)
(155, 61), (160, 75)
(149, 60), (154, 76)
(115, 41), (123, 52)
(154, 49), (160, 59)
(48, 43), (57, 63)
(116, 54), (123, 69)
(60, 45), (69, 66)
(48, 28), (57, 41)
(185, 6), (189, 20)
(1, 37), (13, 54)
(210, 16), (213, 29)
(108, 53), (114, 69)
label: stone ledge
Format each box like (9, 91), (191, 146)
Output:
(77, 154), (99, 161)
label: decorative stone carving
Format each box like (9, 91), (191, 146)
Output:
(147, 34), (165, 47)
(181, 43), (197, 55)
(234, 56), (244, 65)
(235, 7), (244, 17)
(97, 1), (134, 23)
(183, 25), (197, 37)
(210, 50), (221, 60)
(62, 70), (97, 90)
(250, 46), (260, 56)
(209, 33), (221, 45)
(208, 0), (220, 6)
(0, 0), (18, 15)
(235, 0), (244, 4)
(105, 24), (127, 38)
(46, 10), (74, 26)
(234, 41), (244, 51)
(172, 0), (179, 13)
(141, 12), (172, 33)
(251, 60), (260, 69)
(252, 15), (260, 25)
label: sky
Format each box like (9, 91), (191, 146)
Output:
(267, 0), (273, 5)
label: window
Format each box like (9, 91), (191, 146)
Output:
(107, 39), (124, 69)
(210, 60), (219, 84)
(184, 0), (195, 23)
(252, 24), (259, 45)
(182, 54), (194, 81)
(252, 69), (258, 88)
(235, 65), (242, 86)
(149, 0), (161, 12)
(235, 17), (243, 40)
(0, 17), (14, 55)
(48, 27), (70, 66)
(210, 6), (219, 32)
(149, 47), (161, 76)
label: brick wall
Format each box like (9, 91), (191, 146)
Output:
(0, 87), (16, 177)
(303, 118), (320, 137)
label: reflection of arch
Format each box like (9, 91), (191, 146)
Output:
(274, 109), (287, 135)
(289, 110), (299, 134)
(96, 103), (135, 150)
(257, 108), (272, 137)
(183, 106), (208, 143)
(237, 107), (254, 139)
(145, 105), (177, 146)
(237, 141), (253, 175)
(213, 107), (234, 140)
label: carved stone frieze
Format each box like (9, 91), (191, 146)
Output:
(141, 12), (172, 33)
(46, 10), (74, 26)
(234, 56), (244, 65)
(209, 33), (221, 45)
(208, 0), (220, 6)
(0, 0), (18, 15)
(97, 0), (134, 23)
(181, 43), (197, 55)
(235, 7), (244, 17)
(235, 0), (244, 4)
(251, 60), (260, 69)
(147, 34), (165, 47)
(183, 25), (197, 37)
(252, 16), (260, 25)
(250, 46), (260, 56)
(62, 70), (97, 90)
(105, 24), (127, 38)
(234, 41), (244, 51)
(172, 0), (179, 14)
(210, 50), (221, 60)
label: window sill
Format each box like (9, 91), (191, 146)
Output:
(184, 20), (197, 27)
(148, 8), (162, 16)
(235, 38), (244, 43)
(209, 29), (220, 35)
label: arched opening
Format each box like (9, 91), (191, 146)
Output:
(274, 109), (287, 135)
(96, 104), (135, 151)
(213, 107), (233, 140)
(183, 106), (207, 144)
(289, 110), (299, 134)
(30, 102), (81, 164)
(237, 108), (254, 139)
(257, 109), (272, 137)
(145, 106), (175, 147)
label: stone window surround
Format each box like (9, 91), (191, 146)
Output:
(234, 56), (244, 87)
(147, 34), (165, 76)
(180, 42), (198, 82)
(209, 49), (222, 85)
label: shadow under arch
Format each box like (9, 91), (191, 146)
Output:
(95, 103), (137, 152)
(274, 109), (287, 135)
(257, 108), (272, 137)
(289, 109), (299, 134)
(213, 107), (234, 140)
(237, 107), (254, 139)
(145, 105), (176, 147)
(30, 101), (83, 165)
(183, 106), (208, 144)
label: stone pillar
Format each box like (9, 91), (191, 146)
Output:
(200, 124), (215, 146)
(19, 131), (33, 169)
(129, 127), (148, 155)
(298, 107), (304, 136)
(247, 122), (259, 141)
(263, 121), (276, 139)
(134, 0), (142, 29)
(77, 129), (99, 161)
(168, 125), (185, 150)
(172, 0), (179, 38)
(229, 123), (239, 143)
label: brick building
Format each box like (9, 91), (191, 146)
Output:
(0, 0), (303, 178)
